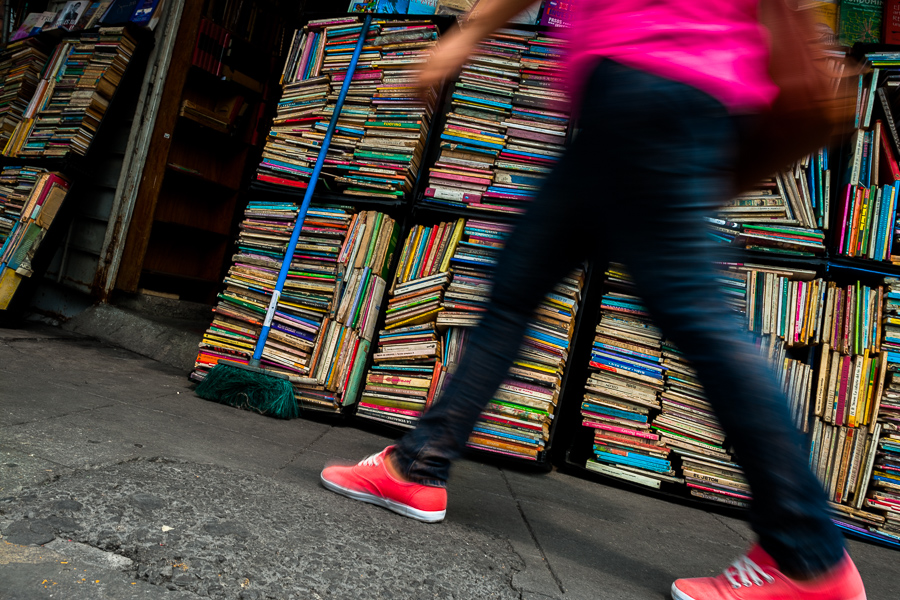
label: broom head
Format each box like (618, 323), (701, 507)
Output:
(195, 361), (299, 419)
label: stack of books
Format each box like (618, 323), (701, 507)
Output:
(358, 217), (584, 461)
(0, 39), (50, 148)
(191, 201), (398, 413)
(863, 416), (900, 542)
(481, 33), (568, 213)
(827, 282), (883, 356)
(0, 167), (43, 250)
(812, 344), (884, 434)
(357, 219), (461, 427)
(192, 201), (298, 378)
(709, 166), (828, 257)
(813, 392), (893, 545)
(359, 297), (447, 427)
(743, 269), (827, 347)
(4, 27), (137, 157)
(436, 219), (512, 328)
(466, 266), (584, 460)
(654, 339), (748, 507)
(422, 30), (571, 214)
(737, 264), (882, 356)
(582, 265), (674, 487)
(831, 55), (900, 263)
(884, 279), (900, 367)
(0, 168), (70, 310)
(835, 168), (898, 262)
(438, 219), (583, 460)
(257, 17), (439, 200)
(864, 424), (900, 542)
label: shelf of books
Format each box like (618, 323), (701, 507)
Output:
(824, 48), (900, 277)
(417, 28), (570, 216)
(190, 199), (401, 414)
(563, 258), (900, 549)
(0, 9), (154, 315)
(249, 15), (446, 206)
(0, 168), (72, 311)
(352, 214), (588, 466)
(0, 24), (146, 171)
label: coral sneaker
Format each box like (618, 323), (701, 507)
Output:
(671, 544), (866, 600)
(320, 446), (447, 523)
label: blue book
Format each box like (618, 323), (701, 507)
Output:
(874, 186), (889, 260)
(407, 0), (437, 13)
(451, 93), (513, 110)
(472, 426), (536, 445)
(883, 185), (898, 259)
(440, 134), (505, 151)
(372, 365), (435, 373)
(526, 328), (567, 347)
(582, 403), (648, 423)
(486, 186), (537, 196)
(591, 349), (664, 372)
(888, 180), (900, 257)
(593, 447), (671, 468)
(592, 341), (658, 363)
(592, 451), (671, 473)
(590, 356), (664, 380)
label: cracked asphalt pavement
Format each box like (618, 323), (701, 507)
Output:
(1, 325), (898, 599)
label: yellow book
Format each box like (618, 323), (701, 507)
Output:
(439, 218), (466, 273)
(385, 307), (443, 330)
(0, 268), (22, 310)
(402, 226), (424, 283)
(512, 360), (558, 375)
(860, 353), (877, 426)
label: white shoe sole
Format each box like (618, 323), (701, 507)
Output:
(670, 583), (696, 600)
(671, 581), (867, 600)
(320, 473), (446, 523)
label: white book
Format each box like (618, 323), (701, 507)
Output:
(586, 460), (661, 489)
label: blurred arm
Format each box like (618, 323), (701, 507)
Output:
(418, 0), (539, 90)
(462, 0), (542, 38)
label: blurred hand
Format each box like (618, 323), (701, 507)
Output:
(418, 28), (481, 95)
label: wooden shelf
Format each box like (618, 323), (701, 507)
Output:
(141, 269), (223, 284)
(189, 64), (266, 97)
(165, 162), (241, 192)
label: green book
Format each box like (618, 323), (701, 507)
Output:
(839, 0), (883, 46)
(342, 339), (371, 407)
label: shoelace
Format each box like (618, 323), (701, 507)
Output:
(724, 556), (776, 589)
(358, 450), (385, 467)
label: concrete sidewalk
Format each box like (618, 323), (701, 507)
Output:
(1, 325), (897, 600)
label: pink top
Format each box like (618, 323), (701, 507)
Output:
(564, 0), (779, 114)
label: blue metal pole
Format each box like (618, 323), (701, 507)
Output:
(250, 14), (373, 366)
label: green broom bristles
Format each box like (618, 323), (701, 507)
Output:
(195, 363), (300, 419)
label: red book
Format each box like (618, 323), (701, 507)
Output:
(429, 171), (491, 186)
(886, 0), (900, 44)
(844, 286), (855, 355)
(217, 29), (229, 77)
(192, 22), (202, 67)
(340, 338), (361, 395)
(880, 119), (900, 181)
(424, 360), (443, 412)
(836, 355), (852, 425)
(424, 187), (482, 203)
(506, 128), (565, 144)
(201, 19), (211, 72)
(848, 186), (864, 256)
(417, 225), (440, 280)
(256, 174), (308, 188)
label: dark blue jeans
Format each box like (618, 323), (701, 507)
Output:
(393, 61), (846, 576)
